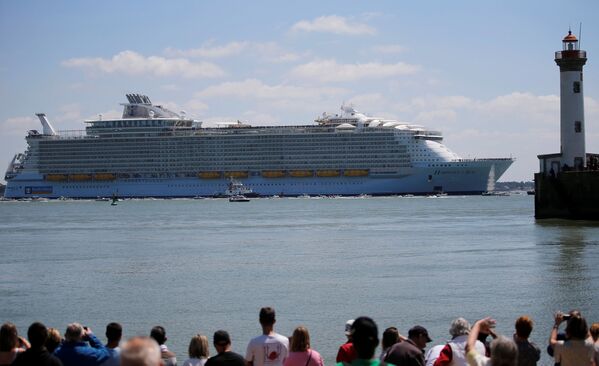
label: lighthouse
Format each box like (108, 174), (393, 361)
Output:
(535, 29), (599, 219)
(555, 30), (587, 170)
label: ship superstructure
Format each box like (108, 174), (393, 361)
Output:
(4, 94), (513, 198)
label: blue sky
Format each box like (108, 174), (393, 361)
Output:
(1, 0), (598, 182)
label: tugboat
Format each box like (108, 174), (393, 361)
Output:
(224, 178), (257, 197)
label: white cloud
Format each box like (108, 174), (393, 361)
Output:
(291, 15), (376, 35)
(57, 104), (82, 121)
(289, 59), (420, 82)
(1, 116), (39, 136)
(415, 109), (458, 124)
(62, 50), (226, 79)
(166, 41), (302, 63)
(164, 41), (249, 58)
(253, 42), (302, 63)
(195, 79), (347, 100)
(161, 84), (180, 91)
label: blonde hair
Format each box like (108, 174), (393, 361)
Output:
(188, 334), (209, 358)
(121, 336), (161, 366)
(290, 326), (310, 352)
(46, 328), (62, 353)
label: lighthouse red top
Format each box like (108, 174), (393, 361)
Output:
(562, 30), (579, 51)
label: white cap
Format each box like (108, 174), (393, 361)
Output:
(345, 319), (355, 336)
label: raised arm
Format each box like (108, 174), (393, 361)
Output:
(549, 312), (564, 347)
(466, 318), (496, 354)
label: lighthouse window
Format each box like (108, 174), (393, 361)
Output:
(575, 121), (582, 133)
(573, 81), (581, 93)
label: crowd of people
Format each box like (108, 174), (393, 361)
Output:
(1, 307), (598, 366)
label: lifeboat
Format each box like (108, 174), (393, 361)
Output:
(289, 170), (313, 177)
(316, 170), (340, 177)
(45, 174), (68, 181)
(344, 169), (369, 177)
(224, 171), (248, 179)
(198, 171), (222, 179)
(94, 173), (116, 181)
(69, 174), (92, 181)
(261, 170), (286, 178)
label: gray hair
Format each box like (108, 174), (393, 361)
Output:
(64, 323), (84, 342)
(490, 336), (518, 366)
(449, 318), (471, 337)
(121, 336), (162, 366)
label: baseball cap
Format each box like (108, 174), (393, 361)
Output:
(408, 325), (432, 342)
(345, 319), (355, 336)
(213, 330), (231, 345)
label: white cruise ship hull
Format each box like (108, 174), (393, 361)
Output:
(4, 159), (512, 198)
(3, 95), (515, 199)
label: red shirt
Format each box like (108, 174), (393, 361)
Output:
(336, 342), (357, 363)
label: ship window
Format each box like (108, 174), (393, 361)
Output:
(575, 121), (582, 133)
(573, 81), (581, 93)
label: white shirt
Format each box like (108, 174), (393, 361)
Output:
(553, 339), (595, 366)
(246, 333), (289, 366)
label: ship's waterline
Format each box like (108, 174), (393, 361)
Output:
(4, 94), (513, 198)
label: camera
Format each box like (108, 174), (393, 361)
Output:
(562, 314), (571, 320)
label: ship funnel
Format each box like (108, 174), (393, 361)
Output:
(36, 113), (57, 136)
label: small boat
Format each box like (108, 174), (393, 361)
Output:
(229, 195), (250, 202)
(527, 190), (535, 195)
(482, 191), (510, 196)
(95, 197), (110, 202)
(110, 193), (119, 205)
(224, 177), (256, 197)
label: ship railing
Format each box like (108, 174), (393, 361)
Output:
(555, 50), (586, 60)
(40, 130), (91, 139)
(452, 158), (515, 162)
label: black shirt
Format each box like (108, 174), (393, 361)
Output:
(11, 347), (63, 366)
(205, 351), (246, 366)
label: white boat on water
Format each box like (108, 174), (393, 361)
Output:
(224, 178), (255, 197)
(229, 195), (250, 202)
(3, 94), (514, 199)
(482, 191), (510, 196)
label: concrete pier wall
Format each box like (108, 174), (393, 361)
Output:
(535, 170), (599, 219)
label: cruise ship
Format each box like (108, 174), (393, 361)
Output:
(3, 94), (513, 198)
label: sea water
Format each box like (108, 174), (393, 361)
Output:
(1, 195), (598, 365)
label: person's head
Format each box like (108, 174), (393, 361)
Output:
(590, 322), (599, 342)
(290, 326), (310, 352)
(121, 336), (162, 366)
(408, 325), (432, 349)
(46, 327), (62, 353)
(188, 334), (209, 359)
(344, 319), (354, 341)
(565, 311), (588, 340)
(64, 323), (84, 343)
(26, 322), (48, 349)
(213, 330), (231, 354)
(381, 327), (400, 350)
(449, 318), (471, 338)
(514, 316), (533, 339)
(150, 326), (167, 345)
(259, 307), (276, 327)
(0, 322), (19, 351)
(106, 322), (123, 343)
(489, 336), (518, 366)
(351, 317), (379, 360)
